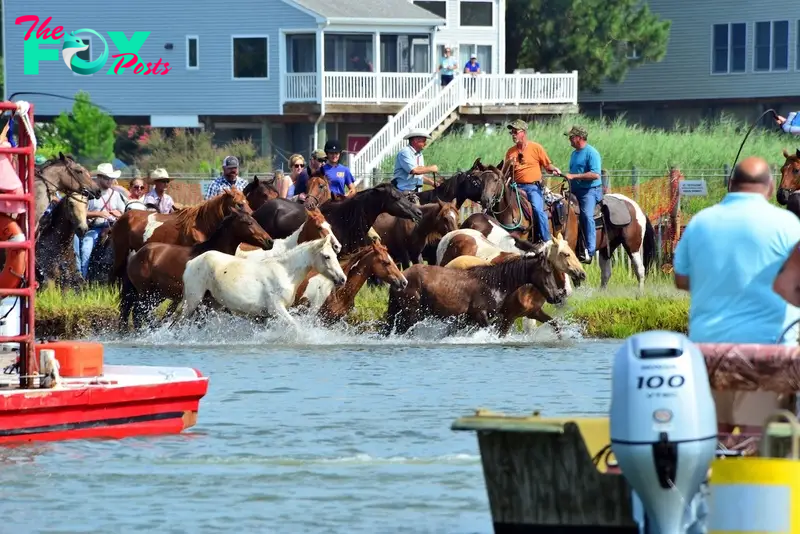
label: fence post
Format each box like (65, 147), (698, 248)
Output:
(667, 166), (682, 262)
(631, 166), (639, 203)
(601, 169), (609, 193)
(723, 164), (731, 188)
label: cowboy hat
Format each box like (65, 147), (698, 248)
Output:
(148, 167), (172, 183)
(403, 129), (432, 141)
(92, 162), (121, 179)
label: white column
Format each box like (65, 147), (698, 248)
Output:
(316, 27), (325, 104)
(430, 30), (436, 75)
(373, 31), (381, 103)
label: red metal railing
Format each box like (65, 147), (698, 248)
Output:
(0, 102), (36, 388)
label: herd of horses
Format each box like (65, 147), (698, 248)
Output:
(28, 148), (800, 337)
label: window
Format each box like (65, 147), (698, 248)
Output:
(711, 23), (746, 74)
(414, 0), (446, 20)
(460, 1), (493, 27)
(755, 20), (789, 72)
(232, 36), (269, 79)
(186, 36), (199, 69)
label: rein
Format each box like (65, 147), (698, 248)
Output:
(485, 167), (526, 232)
(728, 108), (779, 192)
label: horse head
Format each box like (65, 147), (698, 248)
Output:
(244, 176), (279, 211)
(778, 148), (800, 205)
(522, 249), (567, 306)
(225, 208), (274, 250)
(302, 208), (341, 253)
(546, 232), (586, 288)
(66, 193), (89, 237)
(367, 240), (408, 290)
(374, 183), (423, 223)
(475, 167), (504, 209)
(312, 234), (347, 287)
(38, 153), (101, 200)
(222, 188), (251, 215)
(435, 198), (460, 236)
(304, 171), (331, 209)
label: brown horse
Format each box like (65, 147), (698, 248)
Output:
(372, 199), (460, 269)
(121, 209), (273, 331)
(294, 240), (408, 325)
(35, 153), (100, 231)
(383, 250), (566, 336)
(243, 176), (280, 211)
(34, 193), (88, 289)
(473, 161), (656, 290)
(778, 149), (800, 218)
(303, 174), (332, 209)
(110, 189), (250, 284)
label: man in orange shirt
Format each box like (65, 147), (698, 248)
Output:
(504, 119), (561, 242)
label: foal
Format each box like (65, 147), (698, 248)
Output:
(122, 210), (273, 331)
(35, 193), (88, 289)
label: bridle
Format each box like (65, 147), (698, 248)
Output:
(36, 160), (94, 205)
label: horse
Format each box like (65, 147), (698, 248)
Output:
(778, 148), (800, 218)
(109, 189), (250, 284)
(293, 240), (408, 324)
(235, 208), (341, 259)
(474, 162), (656, 290)
(436, 227), (532, 266)
(372, 199), (460, 269)
(121, 209), (274, 331)
(243, 176), (280, 211)
(444, 254), (516, 268)
(383, 249), (566, 336)
(302, 173), (332, 209)
(416, 161), (492, 208)
(35, 153), (100, 231)
(34, 193), (88, 289)
(173, 234), (347, 330)
(252, 182), (423, 254)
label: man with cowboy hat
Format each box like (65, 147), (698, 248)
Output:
(143, 168), (176, 214)
(73, 162), (127, 278)
(392, 129), (438, 204)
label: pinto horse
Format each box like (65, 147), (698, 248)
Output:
(121, 209), (274, 331)
(383, 249), (566, 336)
(472, 161), (656, 290)
(243, 176), (280, 211)
(109, 189), (250, 284)
(372, 199), (460, 269)
(777, 149), (800, 218)
(252, 182), (423, 254)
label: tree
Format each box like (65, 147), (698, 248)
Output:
(53, 90), (117, 164)
(505, 0), (671, 92)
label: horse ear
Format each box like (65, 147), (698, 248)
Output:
(555, 231), (563, 242)
(252, 176), (259, 185)
(784, 148), (791, 159)
(58, 152), (66, 161)
(796, 148), (800, 159)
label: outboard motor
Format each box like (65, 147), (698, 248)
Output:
(610, 331), (717, 533)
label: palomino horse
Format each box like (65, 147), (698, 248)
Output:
(174, 234), (346, 330)
(34, 153), (100, 231)
(121, 209), (273, 331)
(777, 149), (800, 218)
(236, 208), (341, 259)
(294, 240), (408, 324)
(474, 162), (656, 290)
(34, 193), (88, 289)
(109, 189), (250, 284)
(372, 199), (460, 269)
(253, 183), (423, 254)
(383, 249), (566, 336)
(243, 176), (280, 211)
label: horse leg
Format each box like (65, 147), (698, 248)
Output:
(530, 308), (561, 340)
(271, 303), (299, 331)
(118, 276), (136, 333)
(620, 230), (646, 292)
(598, 247), (613, 289)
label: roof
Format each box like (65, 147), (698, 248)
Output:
(288, 0), (445, 24)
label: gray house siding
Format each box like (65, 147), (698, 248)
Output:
(579, 0), (800, 103)
(4, 0), (317, 117)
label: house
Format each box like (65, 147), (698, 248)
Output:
(4, 0), (578, 177)
(578, 1), (800, 128)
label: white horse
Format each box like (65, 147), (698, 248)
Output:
(234, 213), (342, 260)
(436, 228), (526, 266)
(174, 234), (347, 328)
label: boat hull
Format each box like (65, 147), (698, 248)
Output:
(0, 364), (209, 443)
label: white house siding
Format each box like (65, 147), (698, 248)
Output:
(4, 0), (318, 117)
(579, 0), (800, 103)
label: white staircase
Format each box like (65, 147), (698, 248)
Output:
(351, 71), (579, 188)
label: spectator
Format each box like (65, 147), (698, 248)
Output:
(74, 163), (126, 279)
(286, 154), (307, 199)
(204, 156), (248, 200)
(438, 46), (458, 87)
(143, 168), (175, 214)
(124, 177), (149, 212)
(464, 53), (481, 103)
(274, 169), (289, 199)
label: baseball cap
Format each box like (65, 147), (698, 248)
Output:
(223, 155), (239, 168)
(311, 149), (327, 161)
(564, 126), (588, 139)
(506, 119), (528, 132)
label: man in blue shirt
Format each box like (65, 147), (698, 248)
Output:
(392, 130), (438, 203)
(565, 126), (603, 264)
(322, 140), (356, 197)
(674, 156), (800, 430)
(775, 112), (800, 135)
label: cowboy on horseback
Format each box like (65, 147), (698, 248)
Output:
(504, 119), (560, 244)
(392, 129), (438, 205)
(564, 125), (603, 264)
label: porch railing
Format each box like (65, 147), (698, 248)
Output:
(284, 72), (434, 103)
(284, 73), (318, 102)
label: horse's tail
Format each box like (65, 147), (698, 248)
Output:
(642, 217), (656, 276)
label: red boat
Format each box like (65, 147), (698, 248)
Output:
(0, 100), (209, 443)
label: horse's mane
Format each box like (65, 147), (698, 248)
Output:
(339, 240), (388, 269)
(174, 190), (238, 234)
(189, 212), (242, 256)
(466, 253), (546, 291)
(418, 172), (468, 203)
(320, 186), (387, 249)
(38, 154), (78, 172)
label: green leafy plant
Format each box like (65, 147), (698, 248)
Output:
(53, 90), (117, 164)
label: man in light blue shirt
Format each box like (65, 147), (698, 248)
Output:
(565, 126), (603, 264)
(775, 112), (800, 135)
(392, 130), (438, 203)
(674, 156), (800, 345)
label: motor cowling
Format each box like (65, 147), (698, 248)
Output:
(610, 331), (717, 533)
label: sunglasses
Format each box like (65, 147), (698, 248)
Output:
(293, 163), (305, 168)
(132, 185), (145, 190)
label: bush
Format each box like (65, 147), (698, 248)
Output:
(53, 90), (117, 165)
